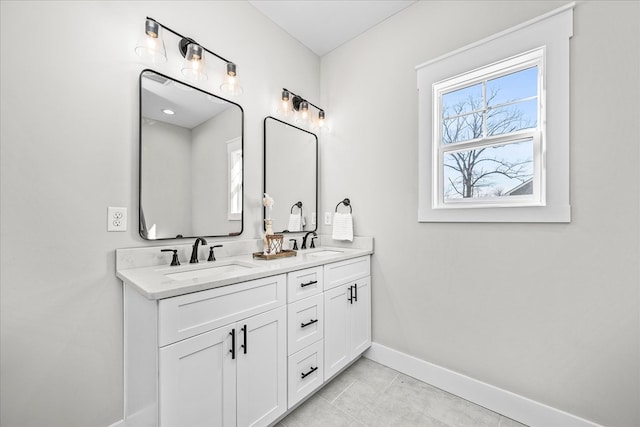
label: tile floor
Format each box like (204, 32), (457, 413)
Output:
(276, 357), (528, 427)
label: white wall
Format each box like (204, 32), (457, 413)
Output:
(319, 1), (639, 426)
(142, 120), (192, 236)
(2, 1), (639, 427)
(0, 1), (319, 426)
(192, 107), (242, 235)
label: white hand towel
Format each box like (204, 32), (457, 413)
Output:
(287, 214), (302, 232)
(332, 213), (353, 241)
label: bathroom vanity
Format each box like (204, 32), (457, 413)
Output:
(116, 237), (372, 427)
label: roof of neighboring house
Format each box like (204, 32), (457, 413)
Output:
(505, 178), (533, 196)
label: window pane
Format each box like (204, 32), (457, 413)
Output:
(486, 99), (537, 136)
(442, 112), (483, 144)
(443, 139), (534, 200)
(442, 83), (482, 118)
(487, 66), (538, 107)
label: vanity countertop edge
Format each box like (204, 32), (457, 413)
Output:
(116, 236), (374, 300)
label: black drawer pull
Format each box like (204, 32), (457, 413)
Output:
(241, 324), (247, 354)
(300, 280), (317, 288)
(301, 319), (318, 328)
(348, 285), (353, 304)
(353, 283), (358, 302)
(229, 329), (236, 360)
(301, 366), (318, 379)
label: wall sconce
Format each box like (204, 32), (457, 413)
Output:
(135, 17), (243, 95)
(280, 88), (328, 132)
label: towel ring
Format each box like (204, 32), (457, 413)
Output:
(290, 201), (303, 214)
(335, 198), (352, 213)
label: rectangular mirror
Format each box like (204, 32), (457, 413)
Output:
(263, 116), (317, 233)
(139, 69), (243, 240)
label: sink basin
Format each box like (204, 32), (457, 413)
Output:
(305, 250), (344, 257)
(162, 261), (256, 281)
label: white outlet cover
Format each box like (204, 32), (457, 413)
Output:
(108, 207), (127, 232)
(324, 212), (332, 225)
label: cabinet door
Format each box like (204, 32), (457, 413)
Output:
(350, 276), (371, 357)
(323, 284), (350, 380)
(236, 306), (287, 427)
(159, 325), (236, 427)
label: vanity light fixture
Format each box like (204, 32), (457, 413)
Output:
(180, 40), (207, 82)
(280, 88), (327, 131)
(135, 17), (243, 95)
(135, 19), (167, 63)
(280, 90), (292, 116)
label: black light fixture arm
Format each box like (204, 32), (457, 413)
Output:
(146, 16), (233, 64)
(283, 88), (324, 114)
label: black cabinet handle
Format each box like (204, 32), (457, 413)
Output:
(348, 285), (353, 304)
(229, 329), (236, 359)
(300, 280), (317, 288)
(301, 366), (318, 379)
(241, 324), (247, 354)
(301, 319), (318, 328)
(353, 283), (358, 302)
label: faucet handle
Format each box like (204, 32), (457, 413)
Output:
(310, 236), (317, 248)
(161, 249), (180, 266)
(208, 244), (223, 261)
(289, 239), (298, 250)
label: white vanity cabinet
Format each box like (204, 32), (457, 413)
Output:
(119, 242), (373, 427)
(124, 274), (287, 427)
(323, 256), (371, 380)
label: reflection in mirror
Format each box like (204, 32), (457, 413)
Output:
(264, 116), (317, 234)
(139, 69), (243, 240)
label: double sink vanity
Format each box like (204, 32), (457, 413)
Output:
(130, 67), (368, 426)
(116, 236), (373, 427)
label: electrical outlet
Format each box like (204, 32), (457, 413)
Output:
(108, 207), (127, 232)
(324, 212), (332, 225)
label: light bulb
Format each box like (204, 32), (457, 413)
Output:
(279, 90), (291, 116)
(300, 101), (309, 120)
(135, 19), (167, 63)
(220, 62), (243, 96)
(181, 43), (207, 82)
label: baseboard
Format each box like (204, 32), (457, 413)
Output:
(363, 342), (603, 427)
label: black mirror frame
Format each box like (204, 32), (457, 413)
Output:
(138, 69), (244, 240)
(263, 116), (318, 234)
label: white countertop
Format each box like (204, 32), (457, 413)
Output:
(116, 236), (374, 300)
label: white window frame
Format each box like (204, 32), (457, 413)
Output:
(417, 3), (573, 222)
(433, 48), (545, 209)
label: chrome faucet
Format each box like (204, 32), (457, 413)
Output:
(301, 231), (317, 250)
(190, 237), (208, 263)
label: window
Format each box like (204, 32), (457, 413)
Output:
(434, 49), (544, 208)
(227, 137), (242, 221)
(417, 4), (573, 222)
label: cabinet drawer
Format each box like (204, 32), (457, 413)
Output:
(287, 266), (323, 302)
(158, 274), (286, 346)
(288, 340), (324, 409)
(324, 256), (370, 290)
(287, 293), (324, 355)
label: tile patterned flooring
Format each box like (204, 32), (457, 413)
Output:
(276, 357), (528, 427)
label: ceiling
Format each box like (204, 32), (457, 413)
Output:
(248, 0), (416, 56)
